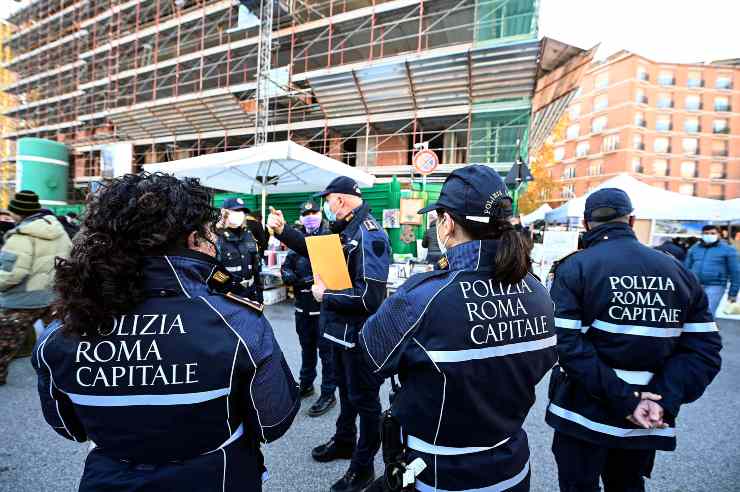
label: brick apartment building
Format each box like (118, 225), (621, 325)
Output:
(547, 50), (739, 202)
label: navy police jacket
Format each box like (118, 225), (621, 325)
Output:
(361, 240), (556, 492)
(217, 227), (263, 301)
(277, 203), (390, 349)
(546, 223), (722, 451)
(281, 222), (330, 315)
(32, 250), (299, 492)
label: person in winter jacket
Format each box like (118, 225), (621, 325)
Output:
(0, 209), (16, 248)
(0, 190), (72, 385)
(685, 224), (739, 314)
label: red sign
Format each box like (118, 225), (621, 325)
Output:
(412, 150), (439, 175)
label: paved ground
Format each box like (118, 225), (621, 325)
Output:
(1, 303), (738, 492)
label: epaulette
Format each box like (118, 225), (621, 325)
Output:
(363, 218), (378, 231)
(437, 255), (449, 271)
(402, 269), (450, 291)
(223, 292), (264, 315)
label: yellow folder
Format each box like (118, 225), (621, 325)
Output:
(305, 234), (353, 290)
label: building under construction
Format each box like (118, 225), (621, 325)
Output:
(1, 0), (591, 202)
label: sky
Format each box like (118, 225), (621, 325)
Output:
(2, 0), (739, 64)
(539, 0), (740, 64)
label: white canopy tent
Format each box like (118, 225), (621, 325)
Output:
(546, 174), (739, 223)
(143, 140), (376, 220)
(521, 203), (552, 226)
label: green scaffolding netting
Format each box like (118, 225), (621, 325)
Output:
(468, 108), (531, 165)
(475, 0), (539, 43)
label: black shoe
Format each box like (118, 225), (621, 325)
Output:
(308, 394), (336, 417)
(299, 385), (315, 398)
(330, 467), (375, 492)
(311, 438), (354, 463)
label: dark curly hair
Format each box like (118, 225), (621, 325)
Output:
(55, 172), (219, 337)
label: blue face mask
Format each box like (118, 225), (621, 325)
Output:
(323, 200), (337, 222)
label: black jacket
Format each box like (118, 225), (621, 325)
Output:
(276, 203), (391, 349)
(281, 222), (330, 314)
(217, 227), (263, 302)
(546, 222), (722, 451)
(421, 224), (442, 262)
(32, 250), (299, 491)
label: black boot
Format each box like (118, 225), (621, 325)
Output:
(330, 467), (375, 492)
(311, 438), (354, 463)
(299, 384), (315, 398)
(308, 394), (337, 417)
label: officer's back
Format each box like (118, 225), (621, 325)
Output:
(361, 166), (556, 492)
(32, 174), (299, 492)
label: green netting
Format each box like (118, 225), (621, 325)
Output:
(475, 0), (538, 43)
(46, 204), (85, 216)
(468, 108), (531, 165)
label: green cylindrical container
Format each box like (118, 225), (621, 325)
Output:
(16, 138), (68, 205)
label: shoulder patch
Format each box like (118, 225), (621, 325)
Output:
(437, 255), (449, 271)
(363, 218), (379, 231)
(372, 239), (386, 257)
(223, 292), (264, 315)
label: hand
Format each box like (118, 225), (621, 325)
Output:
(312, 274), (326, 302)
(628, 393), (667, 429)
(267, 206), (286, 235)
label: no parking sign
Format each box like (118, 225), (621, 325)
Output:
(412, 150), (439, 175)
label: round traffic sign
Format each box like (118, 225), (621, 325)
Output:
(412, 150), (439, 175)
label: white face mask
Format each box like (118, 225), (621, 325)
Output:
(227, 211), (245, 228)
(702, 234), (718, 244)
(436, 215), (450, 254)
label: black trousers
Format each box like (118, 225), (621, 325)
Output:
(333, 344), (383, 472)
(553, 432), (656, 492)
(295, 312), (336, 396)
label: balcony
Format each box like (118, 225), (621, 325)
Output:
(657, 76), (676, 86)
(636, 96), (648, 104)
(633, 142), (645, 151)
(654, 146), (672, 154)
(687, 79), (704, 88)
(684, 125), (701, 133)
(714, 105), (731, 112)
(715, 81), (733, 90)
(713, 126), (730, 134)
(656, 100), (674, 109)
(686, 102), (703, 111)
(656, 123), (673, 132)
(637, 72), (649, 82)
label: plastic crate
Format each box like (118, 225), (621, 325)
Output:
(263, 287), (287, 305)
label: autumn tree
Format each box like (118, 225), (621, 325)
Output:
(518, 115), (568, 214)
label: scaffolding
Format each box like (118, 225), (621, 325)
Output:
(1, 0), (585, 198)
(0, 20), (16, 207)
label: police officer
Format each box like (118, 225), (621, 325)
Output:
(268, 176), (391, 492)
(360, 165), (557, 492)
(281, 200), (337, 417)
(217, 197), (266, 302)
(546, 188), (722, 492)
(33, 173), (299, 491)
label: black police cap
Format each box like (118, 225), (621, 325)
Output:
(584, 188), (633, 222)
(300, 200), (321, 215)
(418, 165), (512, 222)
(313, 176), (362, 198)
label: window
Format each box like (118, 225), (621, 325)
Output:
(682, 138), (699, 155)
(680, 161), (696, 178)
(656, 115), (672, 132)
(563, 166), (576, 179)
(588, 161), (603, 176)
(684, 117), (700, 133)
(715, 74), (732, 90)
(657, 70), (675, 86)
(687, 71), (703, 88)
(569, 104), (581, 120)
(576, 141), (590, 157)
(636, 66), (649, 82)
(594, 72), (609, 89)
(679, 183), (695, 196)
(713, 119), (729, 134)
(634, 112), (646, 127)
(601, 134), (619, 153)
(709, 184), (724, 199)
(591, 115), (608, 133)
(652, 159), (668, 176)
(653, 137), (670, 153)
(685, 94), (702, 111)
(561, 184), (575, 199)
(712, 140), (728, 157)
(567, 123), (580, 140)
(633, 133), (644, 150)
(715, 96), (730, 111)
(554, 146), (565, 162)
(656, 92), (673, 109)
(635, 88), (648, 104)
(631, 157), (643, 173)
(710, 162), (726, 179)
(593, 95), (608, 112)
